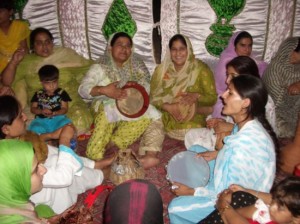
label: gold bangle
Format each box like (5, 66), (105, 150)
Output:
(219, 204), (231, 215)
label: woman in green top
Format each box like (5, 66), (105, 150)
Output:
(140, 34), (217, 168)
(2, 27), (93, 135)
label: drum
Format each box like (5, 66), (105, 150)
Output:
(116, 82), (149, 118)
(166, 151), (210, 188)
(174, 96), (196, 122)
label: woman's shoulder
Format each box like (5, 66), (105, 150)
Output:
(11, 19), (29, 28)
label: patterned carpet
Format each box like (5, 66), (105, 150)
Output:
(75, 136), (291, 224)
(76, 136), (186, 224)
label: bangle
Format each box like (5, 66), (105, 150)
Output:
(219, 204), (231, 215)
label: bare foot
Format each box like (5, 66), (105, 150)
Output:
(94, 152), (117, 170)
(139, 154), (160, 169)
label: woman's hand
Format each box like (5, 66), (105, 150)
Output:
(179, 92), (199, 106)
(171, 182), (195, 196)
(290, 51), (300, 64)
(229, 184), (245, 192)
(162, 103), (184, 121)
(206, 118), (224, 129)
(216, 189), (233, 210)
(10, 47), (26, 66)
(214, 121), (233, 134)
(288, 81), (300, 95)
(0, 86), (15, 96)
(102, 82), (127, 100)
(196, 150), (218, 162)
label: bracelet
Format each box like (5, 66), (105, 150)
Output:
(219, 204), (231, 215)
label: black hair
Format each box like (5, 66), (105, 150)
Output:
(231, 75), (279, 166)
(0, 0), (14, 10)
(30, 27), (54, 50)
(226, 56), (259, 78)
(271, 176), (300, 218)
(0, 95), (21, 139)
(169, 34), (187, 49)
(295, 38), (300, 52)
(110, 32), (132, 47)
(38, 65), (59, 82)
(234, 31), (253, 47)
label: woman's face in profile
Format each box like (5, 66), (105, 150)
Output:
(235, 38), (252, 57)
(111, 37), (132, 67)
(3, 109), (27, 139)
(170, 39), (188, 70)
(33, 32), (54, 57)
(221, 83), (245, 117)
(226, 66), (239, 85)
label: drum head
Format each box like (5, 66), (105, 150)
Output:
(116, 82), (149, 118)
(167, 151), (210, 188)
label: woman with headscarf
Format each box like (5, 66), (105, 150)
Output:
(0, 139), (49, 223)
(262, 37), (300, 138)
(1, 27), (93, 135)
(212, 31), (268, 119)
(139, 34), (217, 168)
(78, 32), (160, 160)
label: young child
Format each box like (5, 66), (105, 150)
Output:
(28, 64), (74, 147)
(215, 177), (300, 224)
(0, 0), (29, 72)
(0, 95), (115, 214)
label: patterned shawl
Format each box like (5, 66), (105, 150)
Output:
(150, 35), (199, 106)
(262, 37), (300, 132)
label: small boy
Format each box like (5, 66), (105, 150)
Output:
(28, 64), (73, 145)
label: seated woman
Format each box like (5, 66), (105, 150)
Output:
(185, 56), (276, 150)
(141, 34), (217, 167)
(0, 139), (50, 223)
(200, 177), (300, 224)
(0, 95), (114, 214)
(78, 32), (160, 160)
(168, 75), (277, 223)
(262, 37), (300, 138)
(0, 0), (29, 73)
(1, 27), (93, 135)
(212, 31), (268, 119)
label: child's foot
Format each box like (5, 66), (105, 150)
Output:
(94, 152), (117, 170)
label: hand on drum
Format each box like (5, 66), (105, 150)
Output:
(104, 82), (127, 100)
(170, 182), (195, 196)
(163, 103), (184, 122)
(196, 151), (218, 162)
(179, 92), (199, 106)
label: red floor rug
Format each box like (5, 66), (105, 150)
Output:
(76, 136), (185, 224)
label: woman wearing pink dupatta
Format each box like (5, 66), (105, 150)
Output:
(212, 31), (268, 118)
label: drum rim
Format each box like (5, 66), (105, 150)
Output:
(166, 151), (210, 187)
(116, 82), (150, 118)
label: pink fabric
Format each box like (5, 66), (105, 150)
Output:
(212, 31), (268, 118)
(128, 182), (149, 224)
